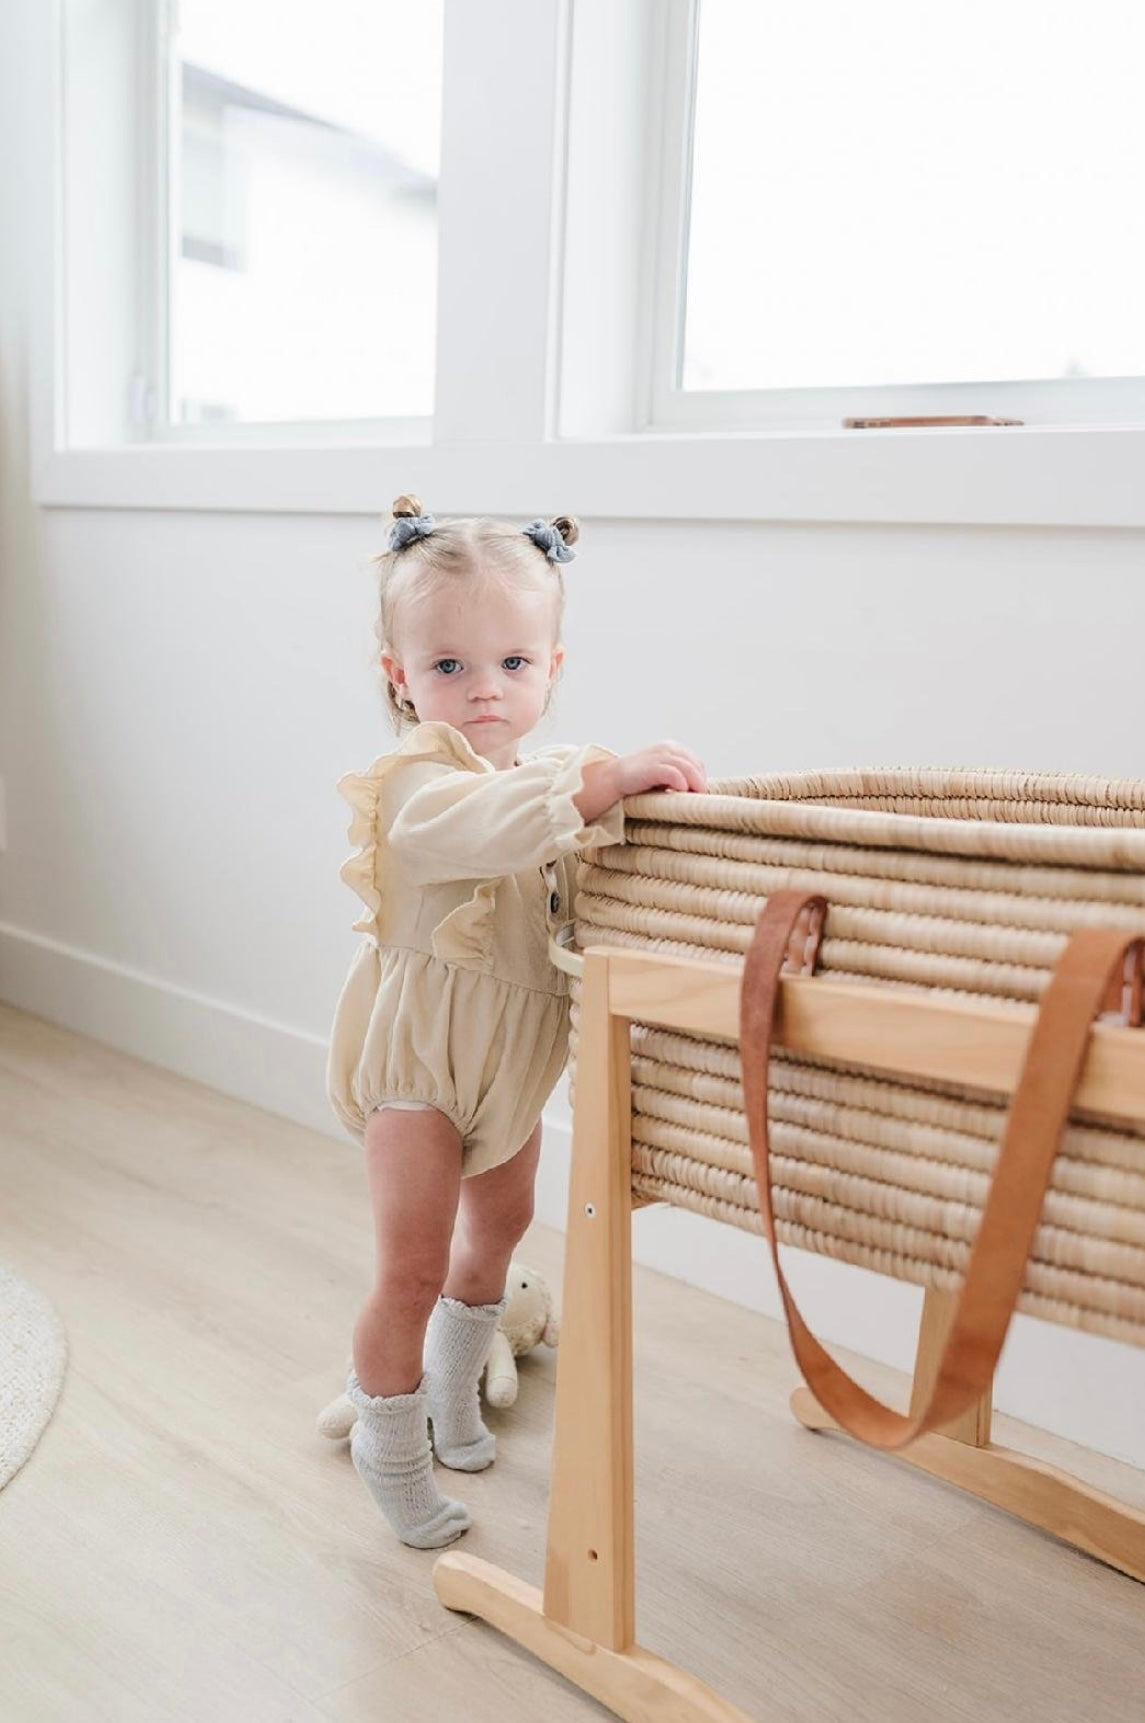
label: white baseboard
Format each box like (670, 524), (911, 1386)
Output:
(0, 921), (336, 1136)
(5, 919), (1143, 1470)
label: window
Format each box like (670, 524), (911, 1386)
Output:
(37, 0), (1145, 524)
(650, 0), (1145, 427)
(165, 0), (441, 429)
(57, 0), (442, 441)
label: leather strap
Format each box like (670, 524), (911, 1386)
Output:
(739, 889), (1143, 1450)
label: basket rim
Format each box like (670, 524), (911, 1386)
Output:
(708, 765), (1145, 805)
(622, 767), (1145, 870)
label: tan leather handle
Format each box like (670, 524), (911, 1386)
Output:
(740, 889), (1143, 1451)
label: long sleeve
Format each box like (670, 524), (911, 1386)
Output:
(388, 741), (624, 886)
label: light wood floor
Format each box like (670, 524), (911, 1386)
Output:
(2, 1001), (1143, 1723)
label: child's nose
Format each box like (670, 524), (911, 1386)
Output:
(470, 670), (504, 700)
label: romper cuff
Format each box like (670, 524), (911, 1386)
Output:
(544, 744), (626, 855)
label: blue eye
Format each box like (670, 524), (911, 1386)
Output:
(503, 656), (528, 671)
(434, 659), (462, 676)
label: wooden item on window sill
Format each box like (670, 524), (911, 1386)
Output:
(844, 414), (1024, 427)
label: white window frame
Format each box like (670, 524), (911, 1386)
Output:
(29, 0), (1145, 527)
(646, 0), (1145, 435)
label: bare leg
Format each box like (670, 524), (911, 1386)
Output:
(353, 1106), (464, 1396)
(444, 1119), (543, 1305)
(427, 1122), (544, 1470)
(348, 1106), (470, 1548)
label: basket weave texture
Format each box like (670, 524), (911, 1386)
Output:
(571, 768), (1145, 1346)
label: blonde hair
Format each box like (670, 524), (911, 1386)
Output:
(374, 494), (579, 731)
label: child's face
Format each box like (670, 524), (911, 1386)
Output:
(383, 577), (564, 768)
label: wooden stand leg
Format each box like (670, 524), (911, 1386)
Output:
(541, 953), (636, 1646)
(910, 1288), (992, 1446)
(790, 1290), (1145, 1584)
(436, 954), (752, 1722)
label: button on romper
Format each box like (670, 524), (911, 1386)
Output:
(326, 721), (625, 1176)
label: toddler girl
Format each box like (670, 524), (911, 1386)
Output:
(327, 496), (706, 1548)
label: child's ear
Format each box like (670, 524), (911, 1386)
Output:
(549, 645), (565, 680)
(381, 650), (405, 694)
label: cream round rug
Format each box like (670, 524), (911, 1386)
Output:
(0, 1263), (67, 1490)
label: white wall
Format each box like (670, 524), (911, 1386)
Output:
(3, 5), (1144, 1470)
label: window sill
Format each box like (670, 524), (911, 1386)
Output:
(31, 424), (1145, 528)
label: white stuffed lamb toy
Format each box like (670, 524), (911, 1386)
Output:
(316, 1260), (559, 1438)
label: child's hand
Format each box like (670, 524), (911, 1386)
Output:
(575, 743), (707, 825)
(612, 743), (707, 797)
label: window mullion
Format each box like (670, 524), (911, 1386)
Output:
(433, 0), (568, 447)
(644, 0), (699, 433)
(132, 0), (170, 441)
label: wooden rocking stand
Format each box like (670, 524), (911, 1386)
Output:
(434, 942), (1145, 1723)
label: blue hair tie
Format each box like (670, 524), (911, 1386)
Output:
(522, 519), (575, 564)
(389, 512), (436, 551)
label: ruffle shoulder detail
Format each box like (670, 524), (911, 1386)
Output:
(336, 723), (490, 939)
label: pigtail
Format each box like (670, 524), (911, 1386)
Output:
(522, 515), (578, 563)
(388, 495), (436, 553)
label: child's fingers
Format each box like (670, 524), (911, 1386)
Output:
(660, 746), (707, 792)
(629, 743), (708, 796)
(651, 764), (692, 792)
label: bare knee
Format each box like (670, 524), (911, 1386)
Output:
(457, 1126), (541, 1258)
(502, 1187), (536, 1247)
(463, 1190), (535, 1261)
(371, 1258), (449, 1323)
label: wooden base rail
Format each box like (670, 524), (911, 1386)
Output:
(790, 1384), (1145, 1586)
(435, 946), (1145, 1723)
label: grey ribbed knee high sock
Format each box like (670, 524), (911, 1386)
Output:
(424, 1296), (506, 1471)
(346, 1372), (470, 1549)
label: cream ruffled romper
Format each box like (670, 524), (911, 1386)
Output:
(327, 721), (625, 1176)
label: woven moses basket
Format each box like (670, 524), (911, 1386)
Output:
(570, 768), (1145, 1348)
